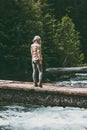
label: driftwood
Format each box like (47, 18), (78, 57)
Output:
(46, 66), (87, 74)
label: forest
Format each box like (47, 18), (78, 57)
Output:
(0, 0), (87, 81)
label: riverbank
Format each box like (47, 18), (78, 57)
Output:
(0, 80), (87, 108)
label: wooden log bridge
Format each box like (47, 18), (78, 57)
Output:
(0, 80), (87, 108)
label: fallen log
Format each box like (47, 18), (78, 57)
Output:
(46, 66), (87, 74)
(0, 80), (87, 108)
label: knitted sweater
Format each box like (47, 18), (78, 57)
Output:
(30, 42), (42, 61)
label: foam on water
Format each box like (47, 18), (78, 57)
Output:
(55, 73), (87, 86)
(0, 105), (87, 130)
(0, 73), (87, 130)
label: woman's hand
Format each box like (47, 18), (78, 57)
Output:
(40, 59), (42, 65)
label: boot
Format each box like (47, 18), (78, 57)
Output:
(38, 82), (43, 88)
(34, 82), (38, 87)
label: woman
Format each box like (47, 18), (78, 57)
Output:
(30, 35), (43, 87)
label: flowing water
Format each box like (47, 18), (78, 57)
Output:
(54, 73), (87, 87)
(0, 73), (87, 130)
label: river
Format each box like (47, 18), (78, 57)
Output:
(0, 73), (87, 130)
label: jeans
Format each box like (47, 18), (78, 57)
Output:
(32, 60), (43, 83)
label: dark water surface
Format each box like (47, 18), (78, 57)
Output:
(0, 73), (87, 130)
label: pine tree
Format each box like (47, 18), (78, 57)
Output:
(0, 0), (43, 80)
(54, 15), (84, 67)
(36, 0), (58, 67)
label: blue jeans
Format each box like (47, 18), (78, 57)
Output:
(32, 60), (43, 83)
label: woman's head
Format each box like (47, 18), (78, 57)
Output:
(32, 35), (41, 44)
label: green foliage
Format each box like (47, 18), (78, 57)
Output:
(37, 0), (58, 67)
(47, 0), (87, 63)
(54, 15), (84, 66)
(42, 14), (58, 68)
(0, 0), (43, 80)
(0, 0), (85, 81)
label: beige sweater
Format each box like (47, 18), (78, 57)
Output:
(30, 42), (42, 61)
